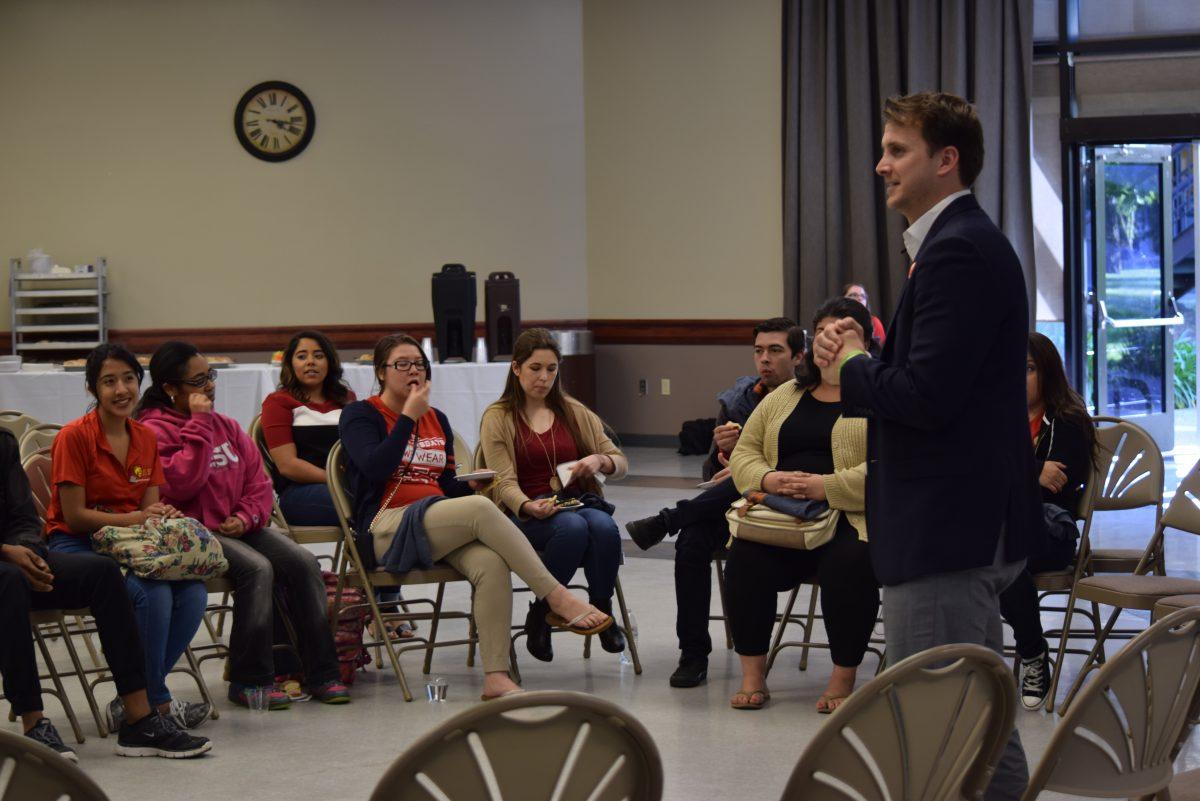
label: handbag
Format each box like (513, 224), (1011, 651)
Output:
(91, 516), (228, 580)
(724, 496), (840, 551)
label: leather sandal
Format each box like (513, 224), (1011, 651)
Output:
(730, 688), (770, 710)
(816, 693), (849, 714)
(545, 609), (613, 636)
(480, 689), (525, 702)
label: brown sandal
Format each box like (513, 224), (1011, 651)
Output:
(545, 610), (613, 636)
(730, 688), (770, 710)
(816, 693), (849, 714)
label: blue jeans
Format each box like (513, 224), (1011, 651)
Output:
(279, 482), (340, 527)
(49, 533), (208, 707)
(515, 507), (622, 604)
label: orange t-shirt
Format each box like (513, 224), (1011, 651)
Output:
(368, 396), (454, 510)
(44, 410), (165, 538)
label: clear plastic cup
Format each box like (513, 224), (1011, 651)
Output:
(246, 686), (270, 714)
(425, 676), (448, 702)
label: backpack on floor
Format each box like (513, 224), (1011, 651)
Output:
(678, 418), (717, 455)
(322, 571), (371, 684)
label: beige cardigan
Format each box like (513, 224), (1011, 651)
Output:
(729, 381), (869, 541)
(477, 397), (628, 519)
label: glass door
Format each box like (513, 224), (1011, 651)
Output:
(1083, 145), (1182, 449)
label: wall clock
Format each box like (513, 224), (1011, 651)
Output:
(234, 80), (315, 162)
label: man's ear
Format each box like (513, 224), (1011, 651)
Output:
(936, 145), (960, 179)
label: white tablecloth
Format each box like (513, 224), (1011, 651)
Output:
(0, 362), (509, 449)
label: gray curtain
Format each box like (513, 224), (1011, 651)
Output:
(783, 0), (1035, 326)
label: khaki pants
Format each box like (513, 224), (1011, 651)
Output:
(370, 495), (558, 672)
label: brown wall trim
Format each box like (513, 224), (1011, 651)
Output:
(0, 318), (758, 355)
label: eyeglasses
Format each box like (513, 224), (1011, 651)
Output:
(178, 370), (218, 388)
(387, 359), (427, 373)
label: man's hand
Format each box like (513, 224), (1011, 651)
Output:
(812, 326), (844, 369)
(1039, 461), (1068, 494)
(1, 544), (54, 592)
(834, 317), (866, 356)
(712, 423), (741, 455)
(218, 516), (246, 536)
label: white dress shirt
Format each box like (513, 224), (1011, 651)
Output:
(902, 189), (972, 260)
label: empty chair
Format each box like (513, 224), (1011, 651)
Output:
(0, 411), (40, 442)
(780, 644), (1015, 801)
(0, 726), (109, 801)
(368, 690), (662, 801)
(17, 424), (61, 462)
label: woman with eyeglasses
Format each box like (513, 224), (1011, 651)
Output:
(339, 333), (612, 700)
(138, 341), (349, 709)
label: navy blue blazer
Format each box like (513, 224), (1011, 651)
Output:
(841, 194), (1041, 586)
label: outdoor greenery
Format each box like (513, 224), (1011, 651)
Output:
(1176, 339), (1197, 410)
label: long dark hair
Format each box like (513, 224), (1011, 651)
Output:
(371, 333), (432, 394)
(487, 328), (590, 462)
(135, 340), (199, 416)
(279, 329), (350, 405)
(1028, 332), (1096, 456)
(795, 297), (874, 390)
(85, 343), (143, 396)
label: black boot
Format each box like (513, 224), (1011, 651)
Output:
(625, 509), (673, 550)
(524, 600), (553, 662)
(669, 655), (708, 688)
(594, 600), (626, 654)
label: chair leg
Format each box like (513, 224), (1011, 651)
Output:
(1090, 600), (1106, 665)
(33, 624), (85, 744)
(214, 591), (231, 636)
(363, 583), (412, 701)
(73, 615), (104, 672)
(423, 583), (446, 675)
(765, 587), (802, 677)
(508, 636), (523, 685)
(466, 586), (477, 668)
(1045, 588), (1082, 714)
(184, 646), (220, 720)
(797, 586), (820, 671)
(57, 618), (107, 738)
(1060, 605), (1124, 713)
(615, 577), (642, 675)
(715, 556), (734, 650)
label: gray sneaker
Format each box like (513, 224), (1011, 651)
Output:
(167, 697), (211, 730)
(105, 696), (126, 734)
(25, 718), (78, 762)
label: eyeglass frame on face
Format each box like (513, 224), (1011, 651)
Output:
(177, 370), (219, 388)
(386, 358), (427, 373)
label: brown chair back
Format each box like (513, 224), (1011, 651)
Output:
(0, 726), (109, 800)
(22, 451), (53, 521)
(368, 690), (663, 801)
(780, 644), (1015, 801)
(0, 411), (41, 442)
(1024, 606), (1200, 800)
(18, 423), (62, 463)
(1091, 417), (1164, 512)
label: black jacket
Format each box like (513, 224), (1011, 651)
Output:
(0, 430), (48, 557)
(1034, 411), (1093, 517)
(842, 194), (1041, 586)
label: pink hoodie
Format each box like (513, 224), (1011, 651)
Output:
(138, 406), (273, 535)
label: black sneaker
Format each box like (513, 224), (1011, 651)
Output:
(625, 510), (672, 550)
(25, 718), (78, 762)
(669, 656), (708, 688)
(116, 711), (212, 759)
(1018, 648), (1051, 711)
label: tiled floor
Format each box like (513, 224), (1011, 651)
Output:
(12, 446), (1200, 800)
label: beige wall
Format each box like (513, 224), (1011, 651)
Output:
(583, 0), (783, 319)
(0, 0), (587, 330)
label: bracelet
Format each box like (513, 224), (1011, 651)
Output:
(837, 349), (867, 374)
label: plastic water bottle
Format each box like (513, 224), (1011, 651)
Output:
(619, 609), (638, 666)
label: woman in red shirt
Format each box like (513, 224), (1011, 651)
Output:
(339, 334), (612, 700)
(45, 344), (213, 754)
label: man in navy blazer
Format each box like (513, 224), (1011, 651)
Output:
(814, 92), (1040, 801)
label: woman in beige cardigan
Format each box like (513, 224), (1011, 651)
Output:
(726, 298), (879, 712)
(479, 328), (628, 663)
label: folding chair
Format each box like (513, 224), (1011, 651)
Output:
(0, 726), (110, 800)
(1023, 606), (1200, 801)
(779, 644), (1016, 801)
(0, 410), (40, 442)
(1056, 457), (1200, 712)
(326, 441), (476, 701)
(368, 690), (663, 801)
(764, 583), (886, 678)
(17, 424), (61, 462)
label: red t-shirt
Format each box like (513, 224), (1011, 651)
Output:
(44, 410), (165, 538)
(368, 396), (453, 510)
(513, 416), (578, 499)
(1029, 415), (1044, 446)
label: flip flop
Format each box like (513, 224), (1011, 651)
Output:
(730, 688), (770, 710)
(545, 610), (613, 636)
(816, 693), (849, 714)
(480, 689), (525, 702)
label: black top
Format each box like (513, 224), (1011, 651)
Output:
(776, 392), (842, 474)
(1034, 411), (1093, 516)
(841, 194), (1042, 586)
(0, 430), (47, 557)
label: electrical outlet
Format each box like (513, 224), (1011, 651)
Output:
(661, 378), (671, 396)
(638, 379), (647, 397)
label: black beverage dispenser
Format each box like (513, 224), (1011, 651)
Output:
(484, 271), (520, 361)
(431, 263), (476, 363)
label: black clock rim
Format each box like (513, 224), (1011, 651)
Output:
(234, 80), (315, 163)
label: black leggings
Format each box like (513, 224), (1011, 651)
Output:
(724, 521), (879, 667)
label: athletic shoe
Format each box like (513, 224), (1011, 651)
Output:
(669, 656), (708, 688)
(167, 697), (211, 729)
(227, 682), (292, 710)
(25, 718), (78, 762)
(105, 696), (125, 734)
(625, 511), (672, 550)
(279, 678), (311, 703)
(308, 680), (351, 705)
(115, 712), (211, 759)
(1019, 648), (1052, 710)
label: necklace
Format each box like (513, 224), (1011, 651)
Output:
(524, 412), (558, 480)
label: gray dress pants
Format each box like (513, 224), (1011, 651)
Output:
(882, 553), (1030, 801)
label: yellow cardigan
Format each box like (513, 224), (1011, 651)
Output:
(477, 397), (628, 519)
(729, 381), (868, 541)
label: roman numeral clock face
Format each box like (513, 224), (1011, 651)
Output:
(235, 81), (315, 162)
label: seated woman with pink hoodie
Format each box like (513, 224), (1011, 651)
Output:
(136, 341), (349, 709)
